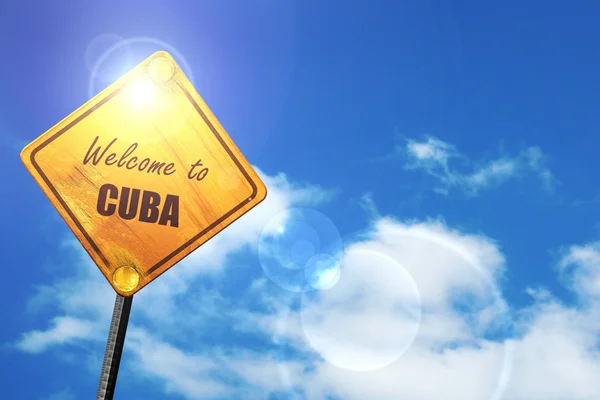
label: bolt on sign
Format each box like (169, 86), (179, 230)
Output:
(21, 51), (267, 296)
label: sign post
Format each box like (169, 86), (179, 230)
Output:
(96, 294), (133, 400)
(20, 51), (267, 396)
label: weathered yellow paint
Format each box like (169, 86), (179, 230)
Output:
(21, 51), (267, 296)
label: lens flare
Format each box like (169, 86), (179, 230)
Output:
(125, 77), (156, 110)
(85, 37), (196, 143)
(300, 249), (422, 371)
(304, 253), (341, 290)
(258, 208), (344, 292)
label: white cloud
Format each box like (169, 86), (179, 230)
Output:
(126, 328), (308, 399)
(266, 218), (513, 400)
(126, 328), (230, 398)
(357, 192), (380, 220)
(292, 229), (600, 400)
(224, 351), (307, 395)
(558, 241), (600, 300)
(407, 136), (459, 166)
(401, 136), (556, 195)
(501, 244), (600, 399)
(504, 302), (600, 400)
(16, 316), (99, 353)
(265, 171), (338, 206)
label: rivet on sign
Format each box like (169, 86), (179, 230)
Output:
(112, 266), (140, 292)
(148, 56), (175, 82)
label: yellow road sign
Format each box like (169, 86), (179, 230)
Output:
(21, 51), (267, 296)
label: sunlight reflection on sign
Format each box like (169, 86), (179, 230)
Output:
(125, 77), (156, 110)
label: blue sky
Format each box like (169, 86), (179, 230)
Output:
(3, 1), (600, 399)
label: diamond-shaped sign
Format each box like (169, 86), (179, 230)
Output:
(21, 51), (267, 296)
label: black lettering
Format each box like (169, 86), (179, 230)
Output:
(126, 156), (138, 170)
(105, 153), (117, 166)
(118, 187), (141, 220)
(138, 158), (150, 171)
(83, 136), (116, 165)
(164, 163), (176, 175)
(195, 168), (208, 181)
(139, 190), (161, 223)
(96, 184), (118, 216)
(187, 159), (204, 179)
(159, 195), (179, 227)
(147, 161), (166, 174)
(117, 143), (138, 167)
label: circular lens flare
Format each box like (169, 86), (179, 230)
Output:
(304, 254), (341, 290)
(300, 249), (422, 371)
(85, 33), (133, 82)
(258, 208), (344, 292)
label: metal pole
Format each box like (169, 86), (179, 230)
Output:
(96, 294), (133, 400)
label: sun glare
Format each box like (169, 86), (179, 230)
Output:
(125, 77), (156, 109)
